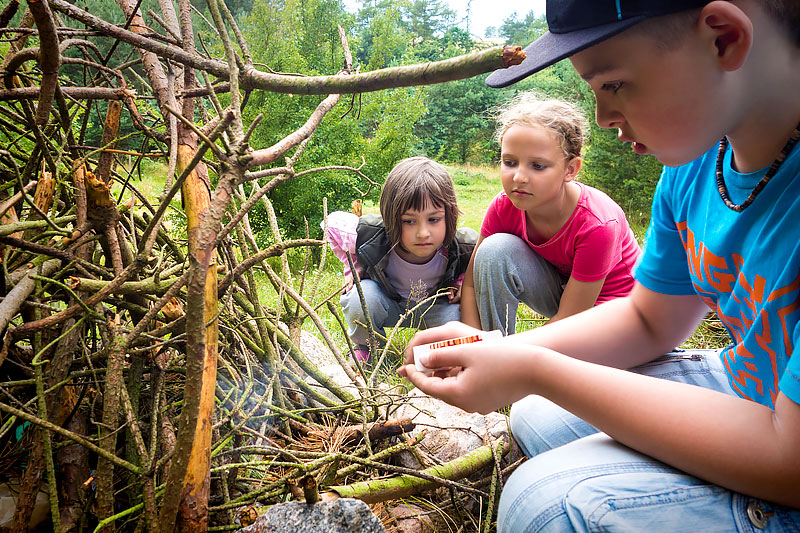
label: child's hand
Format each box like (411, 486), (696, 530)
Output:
(447, 283), (462, 303)
(402, 322), (482, 366)
(398, 338), (538, 414)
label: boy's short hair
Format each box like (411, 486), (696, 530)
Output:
(493, 93), (588, 161)
(380, 157), (459, 248)
(762, 0), (800, 46)
(486, 0), (800, 88)
(629, 1), (800, 50)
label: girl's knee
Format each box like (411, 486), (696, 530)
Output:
(341, 280), (382, 314)
(475, 233), (525, 267)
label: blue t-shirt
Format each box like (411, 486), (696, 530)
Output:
(635, 142), (800, 409)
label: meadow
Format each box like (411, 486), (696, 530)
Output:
(134, 159), (730, 380)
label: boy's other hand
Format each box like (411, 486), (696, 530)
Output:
(402, 321), (482, 365)
(398, 339), (536, 414)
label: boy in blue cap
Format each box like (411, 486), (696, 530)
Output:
(399, 0), (800, 530)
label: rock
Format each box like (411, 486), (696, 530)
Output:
(391, 388), (517, 468)
(295, 330), (364, 402)
(0, 482), (50, 529)
(385, 502), (435, 533)
(238, 499), (385, 533)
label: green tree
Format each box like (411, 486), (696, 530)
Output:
(499, 10), (547, 45)
(240, 0), (425, 239)
(415, 75), (507, 164)
(406, 0), (456, 40)
(361, 4), (409, 69)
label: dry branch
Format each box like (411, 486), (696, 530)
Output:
(50, 0), (525, 95)
(328, 438), (509, 504)
(27, 0), (60, 126)
(0, 2), (526, 531)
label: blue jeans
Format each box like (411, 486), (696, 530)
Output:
(473, 233), (565, 335)
(499, 350), (800, 532)
(339, 279), (461, 348)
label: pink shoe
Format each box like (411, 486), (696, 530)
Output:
(353, 347), (370, 362)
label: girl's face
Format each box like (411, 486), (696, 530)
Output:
(396, 203), (447, 264)
(500, 124), (580, 213)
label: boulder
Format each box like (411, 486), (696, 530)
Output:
(391, 388), (516, 469)
(238, 499), (385, 533)
(284, 329), (364, 406)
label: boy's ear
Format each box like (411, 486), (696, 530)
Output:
(564, 157), (582, 182)
(698, 1), (753, 71)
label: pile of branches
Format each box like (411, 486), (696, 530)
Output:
(0, 0), (524, 531)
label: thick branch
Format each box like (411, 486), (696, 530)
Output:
(0, 86), (133, 101)
(328, 438), (509, 504)
(0, 259), (60, 338)
(28, 0), (61, 126)
(49, 1), (525, 95)
(249, 93), (339, 167)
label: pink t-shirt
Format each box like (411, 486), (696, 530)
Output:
(480, 183), (641, 303)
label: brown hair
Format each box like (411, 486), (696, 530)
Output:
(493, 92), (588, 161)
(628, 1), (800, 49)
(762, 0), (800, 46)
(379, 156), (459, 248)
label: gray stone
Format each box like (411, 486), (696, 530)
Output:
(238, 499), (385, 533)
(386, 502), (436, 533)
(391, 388), (516, 469)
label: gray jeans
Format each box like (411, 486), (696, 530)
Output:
(339, 279), (461, 348)
(473, 233), (564, 334)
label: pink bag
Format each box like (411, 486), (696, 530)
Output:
(322, 211), (361, 286)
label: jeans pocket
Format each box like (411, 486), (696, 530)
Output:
(633, 352), (708, 376)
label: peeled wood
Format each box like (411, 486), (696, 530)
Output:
(313, 418), (416, 446)
(173, 142), (218, 532)
(95, 100), (122, 183)
(30, 170), (54, 217)
(328, 439), (509, 504)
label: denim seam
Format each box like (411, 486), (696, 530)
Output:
(507, 461), (677, 532)
(584, 483), (729, 531)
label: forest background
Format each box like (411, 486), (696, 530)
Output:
(53, 0), (663, 242)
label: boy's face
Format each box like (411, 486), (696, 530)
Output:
(396, 204), (447, 265)
(569, 27), (727, 167)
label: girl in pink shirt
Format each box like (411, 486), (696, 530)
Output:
(461, 93), (641, 334)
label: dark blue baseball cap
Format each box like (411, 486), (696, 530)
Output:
(486, 0), (709, 88)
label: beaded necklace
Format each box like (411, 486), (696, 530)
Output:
(715, 121), (800, 212)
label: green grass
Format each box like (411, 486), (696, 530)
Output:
(133, 159), (728, 367)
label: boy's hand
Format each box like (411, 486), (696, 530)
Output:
(398, 339), (537, 414)
(402, 321), (482, 365)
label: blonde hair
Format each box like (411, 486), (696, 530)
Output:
(493, 93), (588, 161)
(379, 157), (459, 248)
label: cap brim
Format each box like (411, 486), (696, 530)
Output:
(486, 16), (645, 88)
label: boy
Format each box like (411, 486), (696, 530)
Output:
(399, 0), (800, 531)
